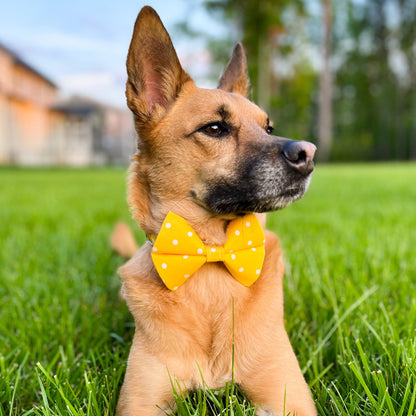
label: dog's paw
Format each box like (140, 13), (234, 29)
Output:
(256, 406), (316, 416)
(255, 407), (276, 416)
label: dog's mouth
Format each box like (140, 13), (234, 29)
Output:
(193, 170), (313, 216)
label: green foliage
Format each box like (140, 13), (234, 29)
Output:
(205, 0), (306, 106)
(1, 165), (416, 415)
(271, 59), (318, 141)
(333, 0), (416, 161)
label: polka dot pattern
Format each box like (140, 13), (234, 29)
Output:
(151, 211), (265, 291)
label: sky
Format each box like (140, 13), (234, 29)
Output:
(0, 0), (226, 108)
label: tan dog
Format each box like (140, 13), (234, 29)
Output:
(114, 6), (317, 416)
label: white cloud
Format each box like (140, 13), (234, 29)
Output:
(59, 72), (116, 89)
(32, 30), (123, 55)
(57, 71), (127, 108)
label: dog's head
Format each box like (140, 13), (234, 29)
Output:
(126, 7), (315, 233)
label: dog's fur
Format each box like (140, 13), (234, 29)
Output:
(114, 6), (317, 416)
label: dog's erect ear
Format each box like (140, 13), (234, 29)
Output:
(218, 43), (250, 98)
(126, 6), (192, 124)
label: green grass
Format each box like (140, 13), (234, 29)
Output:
(0, 163), (415, 415)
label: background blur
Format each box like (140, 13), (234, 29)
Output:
(0, 0), (415, 166)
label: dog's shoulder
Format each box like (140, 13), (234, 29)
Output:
(118, 243), (164, 298)
(262, 229), (285, 280)
(265, 229), (282, 256)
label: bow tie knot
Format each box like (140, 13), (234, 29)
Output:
(150, 212), (265, 291)
(206, 245), (225, 262)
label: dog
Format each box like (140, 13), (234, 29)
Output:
(113, 6), (317, 416)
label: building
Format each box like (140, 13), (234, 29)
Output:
(50, 95), (135, 166)
(0, 43), (135, 166)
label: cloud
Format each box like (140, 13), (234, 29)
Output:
(56, 70), (127, 108)
(33, 30), (123, 55)
(59, 72), (120, 89)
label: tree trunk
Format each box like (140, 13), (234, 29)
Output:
(257, 34), (271, 112)
(318, 0), (333, 162)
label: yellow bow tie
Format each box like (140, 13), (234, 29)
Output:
(149, 212), (265, 291)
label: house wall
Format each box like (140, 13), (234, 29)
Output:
(0, 45), (135, 166)
(49, 113), (94, 166)
(0, 46), (58, 165)
(0, 95), (9, 163)
(0, 48), (13, 163)
(102, 107), (136, 163)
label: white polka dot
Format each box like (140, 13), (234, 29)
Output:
(245, 221), (251, 227)
(239, 267), (244, 272)
(162, 263), (167, 269)
(165, 222), (171, 229)
(187, 231), (193, 237)
(231, 254), (236, 260)
(162, 279), (165, 283)
(256, 269), (261, 274)
(235, 230), (240, 236)
(184, 274), (190, 278)
(211, 248), (216, 252)
(183, 255), (188, 259)
(173, 286), (178, 291)
(152, 246), (158, 252)
(172, 239), (178, 245)
(197, 248), (203, 254)
(251, 247), (256, 252)
(263, 239), (266, 244)
(248, 240), (252, 246)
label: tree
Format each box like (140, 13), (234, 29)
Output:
(318, 0), (333, 162)
(205, 0), (305, 111)
(331, 0), (416, 161)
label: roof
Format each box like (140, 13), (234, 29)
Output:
(51, 95), (104, 116)
(0, 42), (57, 89)
(51, 94), (127, 115)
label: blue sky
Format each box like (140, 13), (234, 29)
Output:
(0, 0), (226, 108)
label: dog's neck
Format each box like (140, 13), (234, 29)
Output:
(127, 164), (233, 246)
(143, 201), (233, 246)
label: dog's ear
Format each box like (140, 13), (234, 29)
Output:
(218, 43), (250, 98)
(126, 6), (192, 126)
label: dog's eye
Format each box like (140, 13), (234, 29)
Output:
(266, 125), (274, 134)
(200, 122), (230, 138)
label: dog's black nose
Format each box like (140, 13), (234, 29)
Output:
(282, 140), (316, 175)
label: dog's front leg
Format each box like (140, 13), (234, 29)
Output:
(116, 339), (175, 416)
(237, 329), (317, 416)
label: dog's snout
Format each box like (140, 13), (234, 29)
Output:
(282, 140), (316, 175)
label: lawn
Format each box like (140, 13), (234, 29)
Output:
(0, 164), (415, 415)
